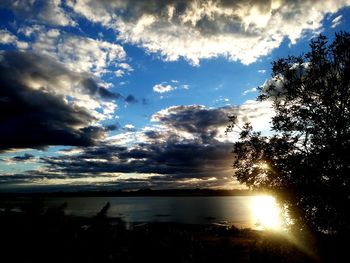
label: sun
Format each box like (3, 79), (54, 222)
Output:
(251, 195), (283, 230)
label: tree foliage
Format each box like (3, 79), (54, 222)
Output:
(228, 32), (350, 233)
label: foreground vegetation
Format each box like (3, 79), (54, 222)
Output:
(1, 200), (347, 263)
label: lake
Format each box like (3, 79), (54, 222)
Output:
(43, 195), (282, 229)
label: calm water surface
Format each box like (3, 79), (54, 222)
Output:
(45, 196), (263, 228)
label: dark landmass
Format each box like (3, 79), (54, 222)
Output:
(0, 188), (257, 197)
(0, 200), (347, 263)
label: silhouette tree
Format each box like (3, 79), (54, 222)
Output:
(227, 32), (350, 234)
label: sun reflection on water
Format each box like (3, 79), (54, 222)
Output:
(251, 195), (283, 231)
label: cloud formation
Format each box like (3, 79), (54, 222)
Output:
(0, 0), (75, 26)
(39, 107), (235, 188)
(0, 51), (120, 151)
(0, 29), (28, 49)
(153, 83), (176, 93)
(153, 81), (189, 94)
(5, 153), (37, 164)
(24, 101), (273, 189)
(19, 27), (127, 76)
(67, 0), (350, 65)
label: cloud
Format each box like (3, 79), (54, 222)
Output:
(123, 124), (136, 132)
(0, 153), (37, 164)
(214, 97), (230, 105)
(115, 62), (134, 77)
(25, 28), (127, 76)
(0, 0), (75, 26)
(67, 0), (350, 65)
(0, 51), (120, 151)
(11, 153), (35, 161)
(0, 29), (28, 49)
(331, 15), (343, 28)
(153, 83), (176, 93)
(36, 105), (237, 186)
(29, 101), (273, 189)
(0, 100), (273, 189)
(151, 105), (232, 140)
(38, 0), (76, 26)
(125, 95), (138, 103)
(242, 87), (258, 96)
(153, 81), (190, 94)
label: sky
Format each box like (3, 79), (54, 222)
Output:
(0, 0), (350, 192)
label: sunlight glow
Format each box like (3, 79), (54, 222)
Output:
(259, 162), (270, 170)
(251, 195), (283, 230)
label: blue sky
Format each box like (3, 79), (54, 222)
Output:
(0, 0), (349, 192)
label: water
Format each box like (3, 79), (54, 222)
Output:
(44, 196), (263, 229)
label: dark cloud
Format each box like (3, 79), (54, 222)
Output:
(40, 141), (232, 187)
(81, 78), (123, 100)
(153, 105), (231, 132)
(105, 123), (120, 131)
(0, 0), (75, 26)
(0, 51), (115, 151)
(80, 78), (138, 103)
(125, 94), (138, 103)
(153, 105), (233, 143)
(144, 130), (163, 139)
(37, 105), (237, 189)
(80, 79), (138, 103)
(0, 97), (271, 189)
(11, 153), (35, 162)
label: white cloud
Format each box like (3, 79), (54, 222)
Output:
(0, 29), (17, 44)
(66, 0), (123, 26)
(124, 124), (135, 129)
(117, 62), (133, 71)
(18, 25), (40, 37)
(214, 97), (230, 105)
(258, 69), (266, 74)
(57, 148), (84, 156)
(237, 100), (274, 133)
(114, 62), (134, 77)
(24, 28), (126, 76)
(38, 0), (76, 26)
(331, 15), (343, 28)
(153, 83), (176, 93)
(152, 81), (189, 93)
(67, 0), (350, 65)
(0, 29), (28, 49)
(54, 36), (126, 75)
(115, 69), (125, 77)
(242, 87), (258, 96)
(123, 124), (135, 131)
